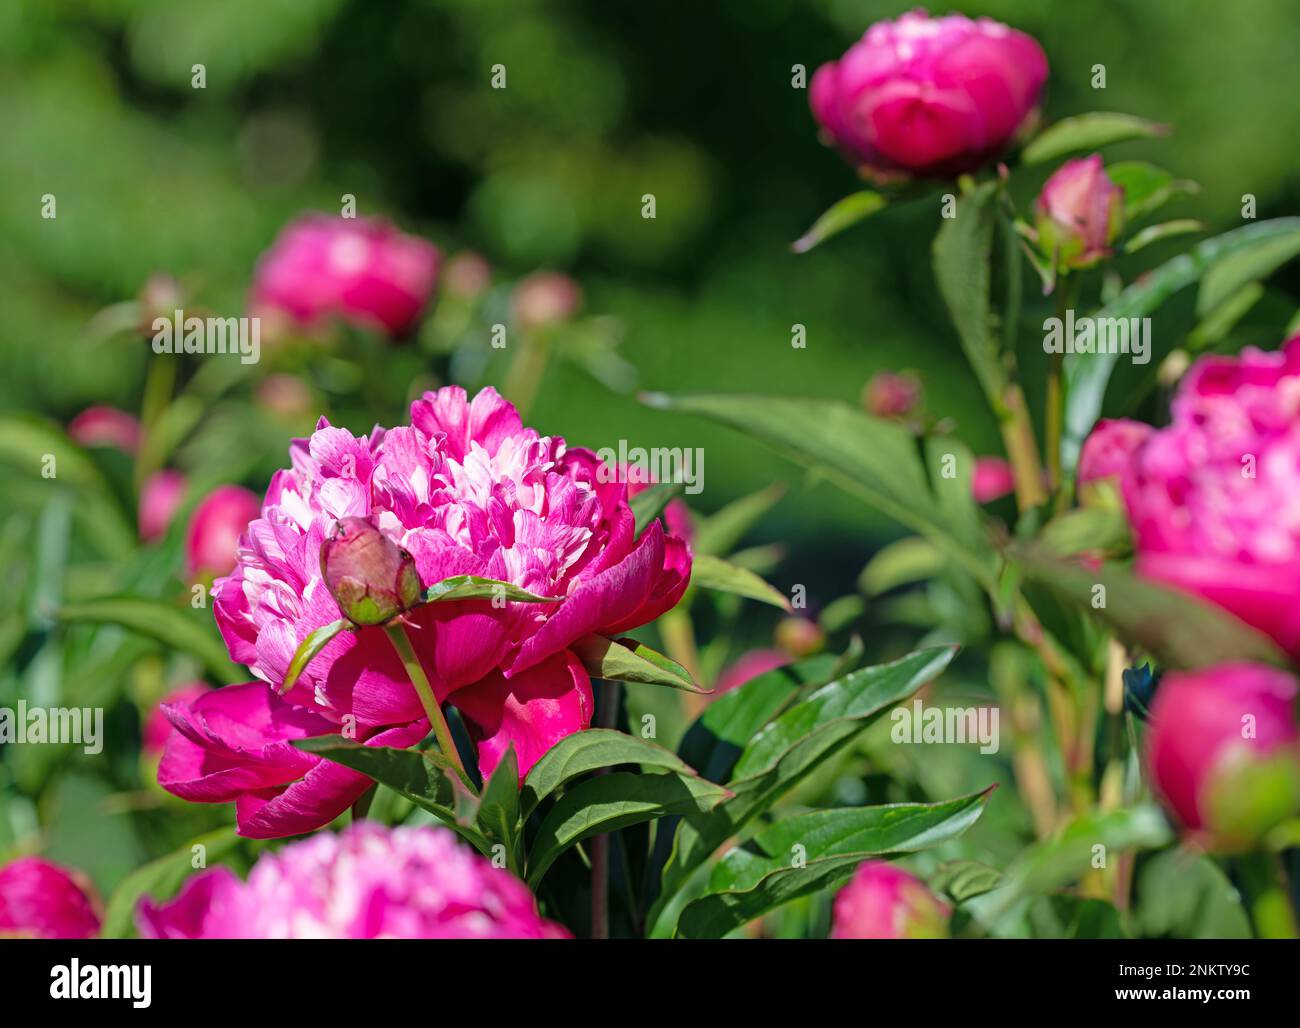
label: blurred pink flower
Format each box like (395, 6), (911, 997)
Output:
(138, 823), (568, 938)
(1122, 337), (1300, 658)
(185, 485), (261, 578)
(511, 271), (582, 332)
(157, 682), (429, 839)
(139, 469), (187, 541)
(862, 371), (921, 419)
(1078, 418), (1154, 488)
(143, 681), (211, 755)
(1035, 155), (1124, 269)
(971, 456), (1015, 503)
(0, 857), (101, 939)
(255, 374), (314, 421)
(210, 386), (690, 797)
(69, 406), (141, 454)
(250, 214), (440, 336)
(443, 251), (492, 299)
(1146, 663), (1300, 849)
(831, 860), (950, 939)
(716, 649), (790, 695)
(810, 10), (1047, 180)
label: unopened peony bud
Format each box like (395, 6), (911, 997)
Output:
(1035, 155), (1124, 270)
(512, 271), (582, 332)
(186, 485), (261, 578)
(139, 469), (187, 542)
(1146, 663), (1300, 850)
(971, 456), (1015, 504)
(1077, 418), (1153, 509)
(862, 371), (921, 420)
(775, 616), (825, 657)
(443, 252), (492, 299)
(831, 861), (950, 939)
(320, 516), (422, 625)
(68, 406), (142, 455)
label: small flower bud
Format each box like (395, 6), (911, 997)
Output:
(320, 517), (423, 625)
(775, 616), (825, 657)
(832, 861), (950, 939)
(1035, 155), (1124, 270)
(861, 371), (921, 420)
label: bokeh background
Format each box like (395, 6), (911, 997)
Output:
(2, 0), (1299, 926)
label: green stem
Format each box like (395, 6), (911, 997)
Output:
(502, 328), (552, 419)
(383, 622), (469, 782)
(1045, 277), (1080, 499)
(590, 680), (621, 940)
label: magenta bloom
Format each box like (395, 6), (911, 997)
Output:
(0, 857), (101, 939)
(1122, 337), (1300, 658)
(971, 456), (1015, 503)
(210, 386), (690, 795)
(1035, 155), (1124, 269)
(143, 681), (211, 755)
(139, 469), (187, 542)
(69, 406), (142, 454)
(185, 485), (261, 578)
(810, 9), (1047, 181)
(715, 649), (790, 695)
(250, 214), (440, 336)
(1078, 418), (1154, 488)
(862, 371), (921, 420)
(1146, 664), (1300, 849)
(138, 823), (568, 939)
(158, 682), (429, 838)
(831, 860), (950, 939)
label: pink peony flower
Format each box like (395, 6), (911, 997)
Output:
(715, 649), (790, 695)
(142, 681), (211, 755)
(249, 214), (440, 337)
(137, 823), (568, 939)
(1145, 663), (1300, 849)
(1035, 155), (1124, 269)
(209, 386), (690, 798)
(69, 406), (142, 454)
(831, 860), (950, 939)
(1122, 337), (1300, 658)
(158, 682), (429, 839)
(810, 9), (1047, 181)
(971, 456), (1015, 503)
(0, 857), (101, 939)
(185, 485), (261, 579)
(1078, 418), (1155, 488)
(139, 469), (187, 542)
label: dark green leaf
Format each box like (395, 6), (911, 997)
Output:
(1106, 161), (1198, 223)
(690, 553), (790, 610)
(422, 575), (556, 605)
(791, 190), (887, 253)
(629, 481), (684, 538)
(279, 618), (350, 695)
(1022, 112), (1168, 165)
(571, 633), (704, 692)
(930, 859), (1003, 903)
(475, 744), (521, 871)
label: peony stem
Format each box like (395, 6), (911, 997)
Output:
(997, 383), (1047, 511)
(590, 680), (621, 940)
(383, 622), (468, 781)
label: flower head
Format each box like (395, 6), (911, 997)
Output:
(186, 485), (261, 579)
(139, 469), (186, 542)
(831, 860), (950, 938)
(1035, 155), (1124, 269)
(0, 857), (101, 939)
(138, 823), (568, 938)
(810, 10), (1047, 181)
(1077, 417), (1154, 508)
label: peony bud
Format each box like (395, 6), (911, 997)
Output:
(0, 857), (101, 939)
(68, 406), (142, 455)
(511, 271), (582, 332)
(1145, 663), (1300, 850)
(139, 469), (187, 542)
(1035, 155), (1124, 270)
(320, 516), (423, 625)
(810, 11), (1047, 182)
(862, 371), (922, 420)
(971, 456), (1015, 504)
(443, 251), (492, 299)
(715, 650), (790, 697)
(1077, 417), (1154, 509)
(831, 860), (950, 939)
(185, 485), (261, 579)
(775, 616), (826, 658)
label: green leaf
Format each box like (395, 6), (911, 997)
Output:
(475, 744), (521, 871)
(1013, 547), (1289, 669)
(791, 190), (887, 253)
(1198, 225), (1300, 316)
(858, 537), (945, 595)
(279, 618), (350, 695)
(422, 575), (556, 605)
(643, 393), (995, 585)
(1135, 848), (1251, 939)
(930, 859), (1003, 903)
(1063, 218), (1300, 472)
(1124, 219), (1204, 254)
(520, 728), (700, 819)
(1021, 112), (1168, 165)
(932, 180), (1005, 404)
(677, 788), (993, 938)
(692, 483), (784, 558)
(102, 828), (241, 939)
(1188, 282), (1265, 352)
(653, 647), (956, 931)
(1038, 508), (1131, 557)
(628, 481), (684, 538)
(1106, 161), (1198, 223)
(57, 595), (242, 683)
(571, 633), (704, 692)
(293, 737), (489, 852)
(690, 553), (790, 610)
(526, 771), (730, 887)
